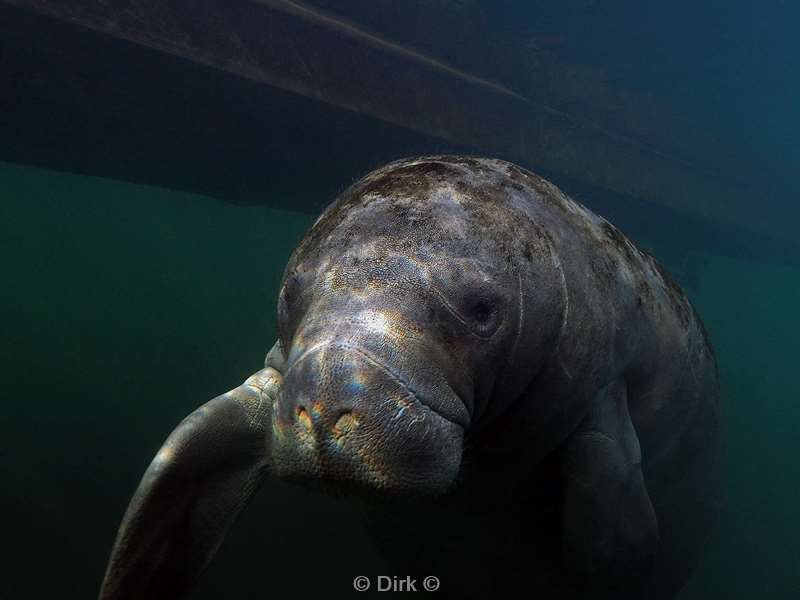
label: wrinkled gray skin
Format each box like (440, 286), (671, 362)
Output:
(99, 156), (720, 599)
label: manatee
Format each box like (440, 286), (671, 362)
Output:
(98, 156), (720, 599)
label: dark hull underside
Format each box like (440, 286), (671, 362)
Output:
(2, 0), (798, 268)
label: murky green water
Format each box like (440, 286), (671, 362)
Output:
(2, 160), (797, 598)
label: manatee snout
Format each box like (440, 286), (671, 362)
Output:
(271, 336), (465, 496)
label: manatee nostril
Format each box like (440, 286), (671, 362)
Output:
(333, 410), (358, 438)
(296, 406), (312, 430)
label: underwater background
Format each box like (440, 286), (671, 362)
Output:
(1, 1), (799, 598)
(3, 162), (798, 598)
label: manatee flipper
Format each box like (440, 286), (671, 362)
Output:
(559, 378), (660, 586)
(98, 366), (282, 600)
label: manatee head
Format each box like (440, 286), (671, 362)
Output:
(270, 157), (563, 496)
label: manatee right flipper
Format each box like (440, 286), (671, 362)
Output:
(559, 378), (660, 588)
(98, 366), (282, 600)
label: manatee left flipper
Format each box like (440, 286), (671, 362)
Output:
(559, 378), (660, 587)
(98, 366), (282, 600)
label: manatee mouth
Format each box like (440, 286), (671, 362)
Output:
(284, 339), (469, 429)
(273, 337), (467, 495)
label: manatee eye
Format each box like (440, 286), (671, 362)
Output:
(471, 301), (492, 323)
(464, 295), (503, 337)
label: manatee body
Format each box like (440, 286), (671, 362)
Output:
(99, 156), (720, 599)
